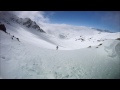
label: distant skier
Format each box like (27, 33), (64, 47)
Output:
(56, 46), (58, 50)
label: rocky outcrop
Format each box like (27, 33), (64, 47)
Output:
(0, 24), (6, 33)
(23, 18), (45, 33)
(116, 38), (120, 40)
(23, 18), (32, 28)
(0, 12), (46, 33)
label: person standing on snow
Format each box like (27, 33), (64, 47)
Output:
(56, 46), (58, 50)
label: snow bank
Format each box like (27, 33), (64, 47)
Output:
(104, 40), (120, 58)
(0, 30), (120, 79)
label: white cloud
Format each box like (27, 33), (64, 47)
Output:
(12, 11), (50, 24)
(0, 11), (93, 31)
(41, 22), (91, 36)
(2, 11), (119, 33)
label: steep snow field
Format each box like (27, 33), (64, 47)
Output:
(1, 20), (120, 50)
(0, 30), (120, 79)
(0, 12), (120, 50)
(0, 13), (120, 79)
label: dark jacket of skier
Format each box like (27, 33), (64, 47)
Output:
(56, 46), (58, 50)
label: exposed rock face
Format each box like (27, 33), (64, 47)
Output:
(0, 12), (46, 33)
(23, 18), (32, 28)
(23, 18), (45, 33)
(116, 38), (120, 40)
(0, 24), (6, 33)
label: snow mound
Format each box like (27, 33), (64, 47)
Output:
(115, 42), (120, 58)
(104, 40), (120, 58)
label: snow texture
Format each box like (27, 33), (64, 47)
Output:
(0, 13), (120, 79)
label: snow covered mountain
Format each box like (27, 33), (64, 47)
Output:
(0, 12), (120, 79)
(40, 23), (120, 49)
(0, 12), (45, 33)
(0, 12), (120, 50)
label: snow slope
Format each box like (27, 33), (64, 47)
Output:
(0, 12), (120, 79)
(1, 20), (120, 50)
(40, 23), (120, 49)
(0, 12), (120, 50)
(0, 30), (120, 79)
